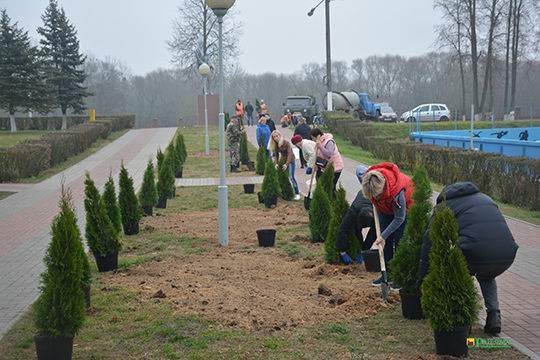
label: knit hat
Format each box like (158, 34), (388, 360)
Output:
(356, 165), (368, 184)
(291, 135), (303, 145)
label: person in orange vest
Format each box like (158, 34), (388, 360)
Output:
(280, 112), (291, 128)
(260, 99), (268, 115)
(235, 100), (244, 124)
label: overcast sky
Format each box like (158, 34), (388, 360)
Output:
(3, 0), (442, 76)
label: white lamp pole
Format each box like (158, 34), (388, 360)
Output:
(308, 0), (332, 111)
(205, 0), (235, 247)
(199, 63), (210, 155)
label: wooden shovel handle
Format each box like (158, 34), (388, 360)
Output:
(372, 204), (386, 272)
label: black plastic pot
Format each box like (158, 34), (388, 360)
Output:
(122, 222), (139, 236)
(142, 205), (153, 216)
(156, 198), (167, 209)
(256, 229), (276, 247)
(243, 184), (255, 194)
(34, 335), (74, 360)
(94, 252), (118, 272)
(175, 168), (183, 178)
(257, 192), (264, 204)
(264, 196), (277, 208)
(361, 249), (381, 272)
(82, 285), (90, 309)
(241, 158), (249, 165)
(400, 291), (424, 319)
(433, 325), (470, 357)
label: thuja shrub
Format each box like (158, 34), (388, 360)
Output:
(324, 187), (361, 263)
(34, 185), (86, 338)
(175, 133), (187, 165)
(156, 148), (164, 172)
(318, 161), (335, 200)
(421, 203), (481, 331)
(390, 166), (432, 294)
(309, 179), (331, 243)
(118, 163), (143, 225)
(84, 173), (120, 257)
(139, 159), (158, 208)
(102, 173), (122, 234)
(277, 158), (294, 201)
(240, 132), (249, 161)
(255, 135), (266, 175)
(157, 154), (175, 199)
(261, 157), (281, 199)
(166, 142), (181, 173)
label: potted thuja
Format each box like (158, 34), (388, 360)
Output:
(84, 172), (121, 272)
(421, 202), (481, 357)
(390, 165), (432, 319)
(156, 153), (175, 208)
(118, 162), (144, 235)
(34, 186), (87, 360)
(139, 159), (158, 216)
(260, 157), (281, 208)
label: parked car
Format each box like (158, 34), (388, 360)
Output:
(379, 106), (398, 122)
(400, 103), (451, 122)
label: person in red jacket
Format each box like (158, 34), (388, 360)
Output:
(362, 163), (413, 289)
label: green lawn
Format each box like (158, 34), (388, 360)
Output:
(0, 130), (53, 148)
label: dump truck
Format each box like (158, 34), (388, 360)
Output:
(283, 95), (319, 124)
(322, 90), (381, 121)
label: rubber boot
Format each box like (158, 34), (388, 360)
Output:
(231, 165), (240, 173)
(484, 311), (501, 334)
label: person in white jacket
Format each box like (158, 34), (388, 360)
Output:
(291, 135), (316, 175)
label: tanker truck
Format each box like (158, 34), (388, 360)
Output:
(322, 90), (381, 121)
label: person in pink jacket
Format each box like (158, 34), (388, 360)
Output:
(308, 128), (344, 199)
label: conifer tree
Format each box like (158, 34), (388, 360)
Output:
(277, 158), (294, 201)
(324, 187), (361, 263)
(255, 99), (261, 114)
(34, 185), (86, 338)
(139, 159), (158, 208)
(255, 135), (266, 175)
(84, 172), (120, 257)
(118, 163), (143, 226)
(157, 154), (175, 200)
(390, 166), (432, 294)
(421, 203), (481, 331)
(38, 0), (91, 130)
(309, 179), (331, 243)
(156, 148), (164, 172)
(175, 133), (187, 165)
(102, 173), (122, 234)
(0, 9), (52, 133)
(240, 132), (249, 162)
(261, 157), (281, 199)
(318, 162), (335, 201)
(166, 142), (181, 173)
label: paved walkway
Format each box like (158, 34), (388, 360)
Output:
(0, 125), (539, 359)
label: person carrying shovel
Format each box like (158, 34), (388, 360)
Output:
(362, 163), (414, 291)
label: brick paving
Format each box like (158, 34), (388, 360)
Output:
(0, 125), (539, 359)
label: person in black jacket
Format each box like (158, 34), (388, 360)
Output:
(338, 165), (376, 264)
(293, 117), (311, 168)
(264, 114), (276, 133)
(419, 182), (519, 334)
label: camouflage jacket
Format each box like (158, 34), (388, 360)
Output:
(226, 122), (242, 143)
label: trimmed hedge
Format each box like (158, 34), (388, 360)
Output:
(0, 115), (134, 182)
(0, 114), (134, 132)
(325, 114), (540, 211)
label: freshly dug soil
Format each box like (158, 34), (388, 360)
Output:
(101, 203), (399, 331)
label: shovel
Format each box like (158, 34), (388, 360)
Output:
(304, 145), (318, 211)
(373, 204), (389, 300)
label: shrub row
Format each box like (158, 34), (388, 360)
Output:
(0, 116), (134, 182)
(0, 114), (134, 131)
(325, 114), (540, 211)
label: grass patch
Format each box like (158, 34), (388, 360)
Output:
(0, 130), (54, 148)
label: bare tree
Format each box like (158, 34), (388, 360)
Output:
(166, 0), (243, 92)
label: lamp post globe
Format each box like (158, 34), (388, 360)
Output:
(204, 0), (235, 247)
(199, 64), (211, 156)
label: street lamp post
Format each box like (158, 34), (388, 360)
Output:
(205, 0), (235, 247)
(199, 63), (210, 155)
(308, 0), (332, 111)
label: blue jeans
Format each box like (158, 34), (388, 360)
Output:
(288, 161), (299, 195)
(378, 211), (407, 267)
(247, 113), (253, 125)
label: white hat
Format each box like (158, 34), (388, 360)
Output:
(261, 99), (264, 102)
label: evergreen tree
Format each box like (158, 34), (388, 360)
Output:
(157, 154), (175, 199)
(255, 99), (261, 113)
(324, 187), (361, 263)
(139, 159), (158, 208)
(261, 157), (281, 199)
(309, 179), (331, 243)
(277, 158), (294, 201)
(167, 141), (181, 173)
(118, 163), (143, 225)
(239, 132), (249, 161)
(156, 148), (164, 172)
(390, 166), (433, 294)
(0, 9), (52, 133)
(34, 185), (86, 338)
(224, 111), (230, 129)
(38, 0), (91, 130)
(102, 173), (122, 234)
(318, 162), (335, 201)
(84, 172), (120, 257)
(175, 133), (187, 164)
(255, 135), (266, 175)
(421, 203), (481, 331)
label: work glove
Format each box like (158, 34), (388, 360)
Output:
(340, 253), (353, 264)
(356, 252), (364, 264)
(306, 167), (312, 175)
